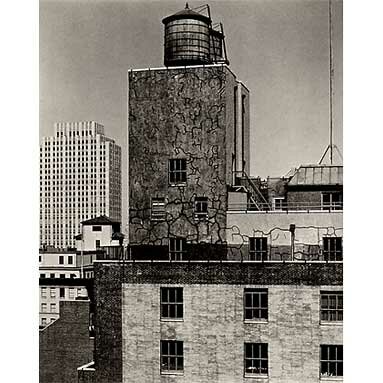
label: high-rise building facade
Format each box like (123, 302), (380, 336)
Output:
(40, 121), (121, 249)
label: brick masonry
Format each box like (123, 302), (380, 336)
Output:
(93, 262), (342, 383)
(39, 300), (94, 383)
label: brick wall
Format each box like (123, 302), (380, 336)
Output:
(93, 262), (342, 383)
(121, 284), (342, 383)
(39, 300), (94, 383)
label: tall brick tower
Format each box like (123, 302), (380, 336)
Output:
(128, 4), (250, 259)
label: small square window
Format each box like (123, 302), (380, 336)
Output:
(273, 197), (285, 211)
(151, 198), (166, 221)
(244, 288), (268, 321)
(249, 237), (268, 261)
(320, 291), (343, 322)
(40, 273), (46, 279)
(194, 197), (208, 219)
(160, 340), (184, 373)
(60, 274), (65, 279)
(161, 287), (183, 319)
(169, 159), (186, 185)
(92, 225), (102, 232)
(320, 345), (343, 377)
(244, 343), (268, 376)
(50, 273), (55, 278)
(323, 237), (343, 261)
(169, 238), (186, 261)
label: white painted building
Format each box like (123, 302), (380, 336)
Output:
(39, 121), (121, 249)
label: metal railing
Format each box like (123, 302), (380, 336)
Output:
(228, 201), (343, 212)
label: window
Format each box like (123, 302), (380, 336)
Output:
(50, 288), (56, 298)
(92, 225), (102, 231)
(323, 237), (343, 261)
(41, 287), (47, 298)
(41, 318), (47, 326)
(50, 318), (55, 323)
(40, 273), (46, 279)
(60, 274), (65, 279)
(194, 197), (208, 219)
(169, 159), (186, 184)
(50, 303), (56, 313)
(41, 303), (47, 312)
(244, 343), (268, 376)
(320, 345), (343, 377)
(321, 291), (343, 322)
(161, 287), (183, 319)
(244, 289), (268, 321)
(151, 198), (166, 221)
(273, 197), (285, 211)
(95, 240), (100, 249)
(322, 192), (342, 210)
(69, 288), (75, 298)
(70, 273), (76, 279)
(59, 288), (65, 298)
(160, 340), (184, 373)
(249, 237), (268, 261)
(68, 255), (73, 265)
(169, 238), (186, 260)
(50, 273), (55, 278)
(59, 255), (64, 264)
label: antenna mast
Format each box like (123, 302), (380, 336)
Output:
(319, 0), (342, 165)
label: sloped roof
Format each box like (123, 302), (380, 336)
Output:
(81, 215), (120, 226)
(162, 4), (211, 24)
(288, 165), (343, 186)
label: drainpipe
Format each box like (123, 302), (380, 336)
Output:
(289, 224), (296, 261)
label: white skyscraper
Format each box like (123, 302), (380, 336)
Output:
(40, 121), (121, 249)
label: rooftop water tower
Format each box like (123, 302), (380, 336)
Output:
(162, 3), (229, 67)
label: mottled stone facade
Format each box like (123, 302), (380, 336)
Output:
(128, 65), (249, 249)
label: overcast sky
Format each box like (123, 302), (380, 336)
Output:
(40, 0), (342, 178)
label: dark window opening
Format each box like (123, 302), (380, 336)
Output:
(249, 237), (268, 261)
(194, 197), (208, 219)
(59, 255), (64, 264)
(92, 225), (102, 231)
(244, 343), (268, 375)
(320, 345), (343, 377)
(169, 159), (187, 184)
(323, 237), (343, 261)
(244, 288), (268, 321)
(169, 238), (186, 261)
(59, 288), (65, 298)
(161, 340), (184, 373)
(321, 291), (343, 322)
(161, 287), (183, 319)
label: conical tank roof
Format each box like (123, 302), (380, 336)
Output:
(162, 3), (211, 24)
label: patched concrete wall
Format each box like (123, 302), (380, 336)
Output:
(226, 211), (343, 260)
(128, 66), (246, 247)
(121, 283), (342, 383)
